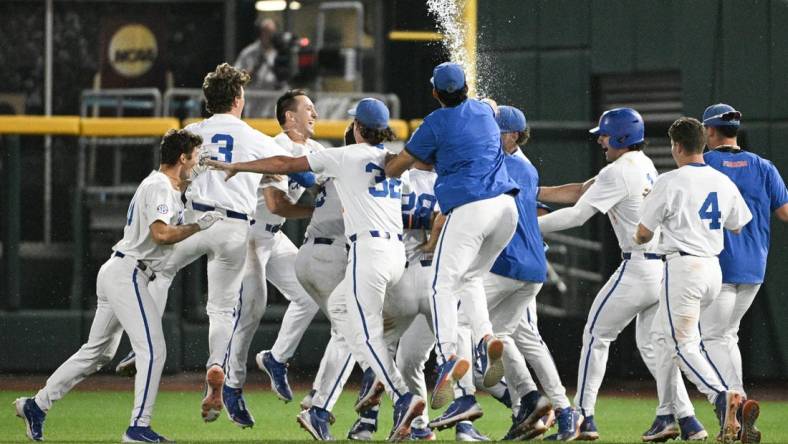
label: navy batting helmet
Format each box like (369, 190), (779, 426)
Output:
(589, 107), (644, 149)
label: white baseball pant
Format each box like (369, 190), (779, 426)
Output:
(225, 228), (319, 388)
(699, 283), (760, 397)
(653, 256), (727, 406)
(35, 256), (164, 427)
(150, 208), (249, 369)
(345, 235), (409, 401)
(575, 256), (693, 418)
(431, 194), (518, 364)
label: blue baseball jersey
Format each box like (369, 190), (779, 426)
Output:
(490, 153), (547, 283)
(405, 99), (518, 213)
(704, 148), (788, 283)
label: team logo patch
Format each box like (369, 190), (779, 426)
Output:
(157, 204), (169, 214)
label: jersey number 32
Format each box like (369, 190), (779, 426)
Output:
(366, 162), (401, 199)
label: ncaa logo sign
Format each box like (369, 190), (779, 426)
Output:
(108, 24), (158, 78)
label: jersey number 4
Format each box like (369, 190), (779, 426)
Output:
(366, 162), (401, 199)
(210, 134), (234, 163)
(698, 192), (721, 230)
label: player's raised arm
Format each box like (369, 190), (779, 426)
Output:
(384, 149), (416, 178)
(205, 155), (311, 180)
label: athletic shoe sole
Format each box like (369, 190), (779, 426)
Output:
(115, 357), (137, 378)
(515, 397), (553, 435)
(201, 366), (224, 422)
(641, 423), (679, 442)
(721, 391), (743, 444)
(740, 400), (761, 444)
(520, 419), (548, 440)
(388, 397), (426, 442)
(482, 338), (505, 388)
(577, 431), (600, 441)
(430, 359), (470, 410)
(256, 352), (292, 402)
(428, 403), (484, 430)
(354, 380), (385, 413)
(13, 398), (40, 441)
(296, 410), (327, 440)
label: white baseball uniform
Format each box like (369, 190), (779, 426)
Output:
(225, 133), (323, 389)
(640, 163), (751, 405)
(150, 113), (289, 369)
(539, 150), (694, 419)
(35, 171), (183, 427)
(306, 142), (410, 402)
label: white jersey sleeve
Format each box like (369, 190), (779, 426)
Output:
(639, 174), (672, 232)
(577, 163), (627, 214)
(307, 148), (346, 178)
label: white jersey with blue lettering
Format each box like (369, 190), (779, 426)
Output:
(577, 150), (660, 253)
(184, 113), (289, 216)
(400, 169), (439, 263)
(112, 171), (183, 271)
(306, 143), (403, 238)
(640, 163), (752, 256)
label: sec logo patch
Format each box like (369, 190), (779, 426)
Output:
(157, 204), (169, 214)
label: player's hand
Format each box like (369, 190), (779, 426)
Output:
(203, 159), (238, 181)
(196, 210), (224, 230)
(417, 240), (437, 254)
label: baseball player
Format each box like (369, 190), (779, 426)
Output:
(222, 89), (322, 427)
(146, 63), (295, 423)
(538, 108), (701, 442)
(14, 130), (223, 443)
(207, 98), (426, 441)
(384, 62), (519, 415)
(635, 116), (752, 444)
(698, 104), (787, 443)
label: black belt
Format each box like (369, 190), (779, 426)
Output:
(405, 259), (433, 268)
(622, 252), (663, 260)
(348, 231), (403, 243)
(660, 251), (694, 261)
(265, 223), (282, 233)
(114, 251), (156, 281)
(191, 202), (250, 221)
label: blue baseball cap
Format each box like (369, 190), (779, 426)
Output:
(348, 98), (389, 129)
(430, 62), (466, 93)
(702, 103), (741, 127)
(496, 106), (527, 132)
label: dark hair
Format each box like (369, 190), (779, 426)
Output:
(276, 89), (309, 126)
(356, 120), (396, 146)
(716, 125), (739, 138)
(515, 129), (531, 146)
(668, 117), (705, 154)
(626, 141), (647, 151)
(436, 84), (469, 107)
(160, 129), (202, 165)
(344, 121), (356, 145)
(203, 63), (250, 114)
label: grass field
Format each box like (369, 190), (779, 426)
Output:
(2, 389), (787, 443)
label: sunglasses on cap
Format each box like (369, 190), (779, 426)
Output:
(704, 110), (742, 123)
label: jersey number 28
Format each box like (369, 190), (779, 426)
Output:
(698, 192), (721, 230)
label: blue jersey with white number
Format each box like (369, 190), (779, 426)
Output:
(704, 148), (788, 283)
(405, 99), (519, 213)
(490, 154), (547, 283)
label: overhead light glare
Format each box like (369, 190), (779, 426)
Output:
(255, 1), (301, 12)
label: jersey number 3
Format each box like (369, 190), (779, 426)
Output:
(210, 134), (234, 163)
(366, 163), (401, 199)
(698, 192), (721, 230)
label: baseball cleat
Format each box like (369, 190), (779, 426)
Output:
(302, 389), (336, 425)
(256, 350), (293, 402)
(740, 399), (761, 443)
(428, 395), (484, 430)
(577, 414), (599, 441)
(115, 350), (137, 377)
(297, 407), (334, 441)
(513, 390), (553, 435)
(545, 407), (583, 441)
(388, 392), (426, 442)
(430, 356), (470, 409)
(641, 414), (680, 442)
(223, 385), (255, 428)
(122, 426), (174, 443)
(503, 414), (548, 441)
(354, 367), (385, 413)
(201, 365), (225, 422)
(715, 390), (743, 444)
(678, 415), (708, 441)
(14, 397), (46, 441)
(456, 421), (490, 441)
(348, 408), (379, 440)
(410, 426), (436, 440)
(477, 335), (505, 388)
